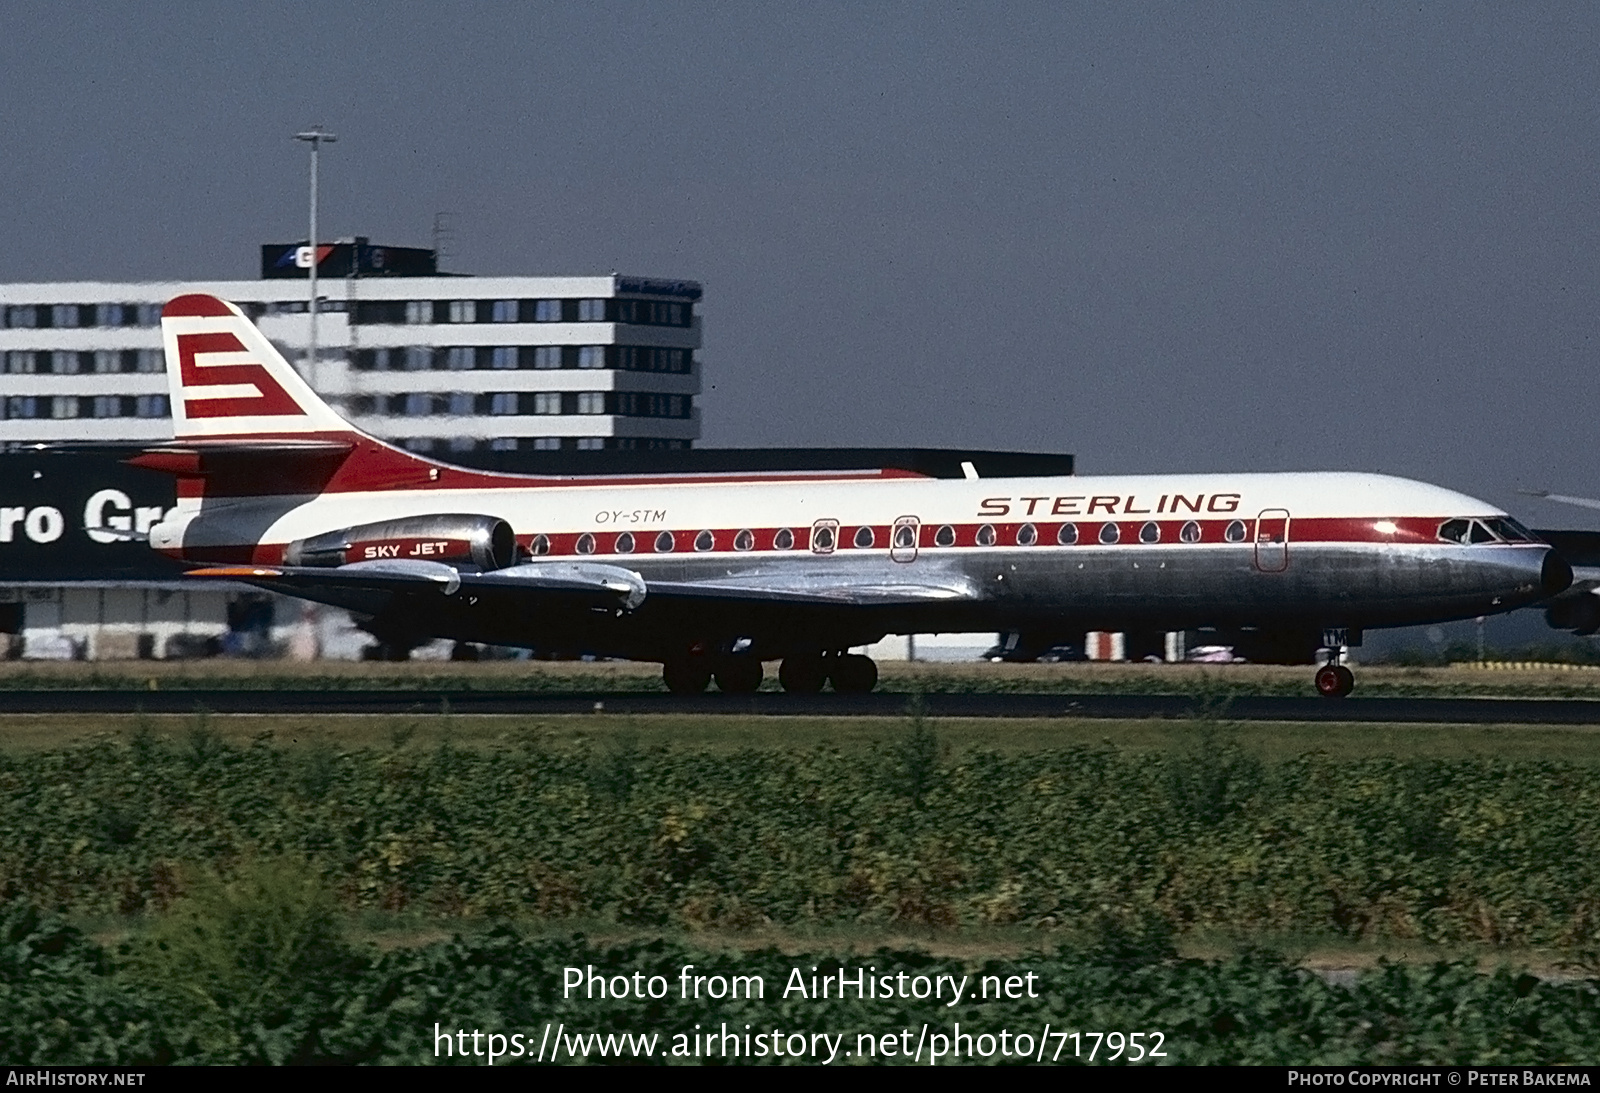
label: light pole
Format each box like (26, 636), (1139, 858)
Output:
(293, 126), (337, 386)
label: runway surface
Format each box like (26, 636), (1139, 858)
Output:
(6, 689), (1600, 723)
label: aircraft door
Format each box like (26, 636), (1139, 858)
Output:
(1254, 509), (1290, 572)
(891, 516), (920, 563)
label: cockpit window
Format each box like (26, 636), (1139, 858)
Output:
(1468, 520), (1497, 544)
(1438, 519), (1470, 544)
(1485, 517), (1534, 542)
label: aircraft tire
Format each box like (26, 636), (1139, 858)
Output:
(714, 656), (764, 693)
(663, 658), (713, 695)
(778, 655), (827, 693)
(1314, 663), (1354, 698)
(829, 653), (879, 694)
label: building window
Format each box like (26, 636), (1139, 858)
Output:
(448, 299), (475, 323)
(490, 393), (519, 415)
(94, 351), (122, 374)
(448, 436), (477, 453)
(577, 299), (606, 321)
(490, 346), (518, 370)
(91, 396), (125, 418)
(135, 350), (163, 374)
(534, 299), (562, 322)
(490, 438), (518, 451)
(491, 299), (518, 323)
(576, 437), (605, 450)
(49, 352), (80, 376)
(577, 346), (606, 369)
(532, 346), (562, 370)
(403, 393), (435, 416)
(445, 347), (473, 371)
(532, 392), (561, 415)
(6, 352), (37, 374)
(405, 300), (433, 325)
(448, 393), (475, 416)
(576, 392), (605, 414)
(532, 437), (563, 450)
(4, 305), (37, 329)
(5, 397), (39, 419)
(135, 395), (168, 418)
(401, 347), (431, 371)
(51, 397), (80, 420)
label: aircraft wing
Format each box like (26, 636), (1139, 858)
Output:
(187, 560), (648, 611)
(645, 573), (980, 606)
(185, 560), (980, 611)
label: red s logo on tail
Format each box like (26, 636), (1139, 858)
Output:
(177, 332), (302, 418)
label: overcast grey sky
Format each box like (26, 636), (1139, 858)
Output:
(1, 3), (1596, 524)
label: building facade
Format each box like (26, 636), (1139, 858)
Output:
(0, 246), (702, 453)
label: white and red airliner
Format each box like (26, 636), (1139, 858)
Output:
(136, 293), (1570, 697)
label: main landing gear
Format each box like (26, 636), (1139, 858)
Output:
(661, 652), (879, 694)
(662, 654), (764, 694)
(773, 652), (877, 693)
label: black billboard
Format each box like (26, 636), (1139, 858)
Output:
(0, 450), (185, 583)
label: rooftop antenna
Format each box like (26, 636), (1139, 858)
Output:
(431, 212), (455, 273)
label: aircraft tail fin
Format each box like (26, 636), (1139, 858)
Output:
(160, 294), (354, 440)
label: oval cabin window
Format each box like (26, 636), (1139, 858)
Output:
(530, 534), (551, 555)
(1056, 523), (1078, 545)
(1017, 523), (1037, 546)
(734, 529), (754, 551)
(1179, 521), (1201, 543)
(1225, 520), (1247, 543)
(1099, 523), (1120, 544)
(774, 528), (794, 550)
(1139, 521), (1160, 544)
(977, 524), (997, 547)
(894, 524), (916, 549)
(935, 525), (956, 547)
(655, 530), (675, 553)
(694, 530), (715, 552)
(615, 531), (635, 554)
(853, 526), (875, 548)
(576, 533), (596, 554)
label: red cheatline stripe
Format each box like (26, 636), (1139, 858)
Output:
(171, 515), (1520, 567)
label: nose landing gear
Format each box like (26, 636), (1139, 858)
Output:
(1314, 662), (1355, 698)
(1312, 627), (1356, 698)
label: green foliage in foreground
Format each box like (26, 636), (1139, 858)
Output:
(3, 892), (1600, 1066)
(3, 724), (1600, 948)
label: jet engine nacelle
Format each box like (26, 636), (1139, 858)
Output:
(285, 513), (518, 570)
